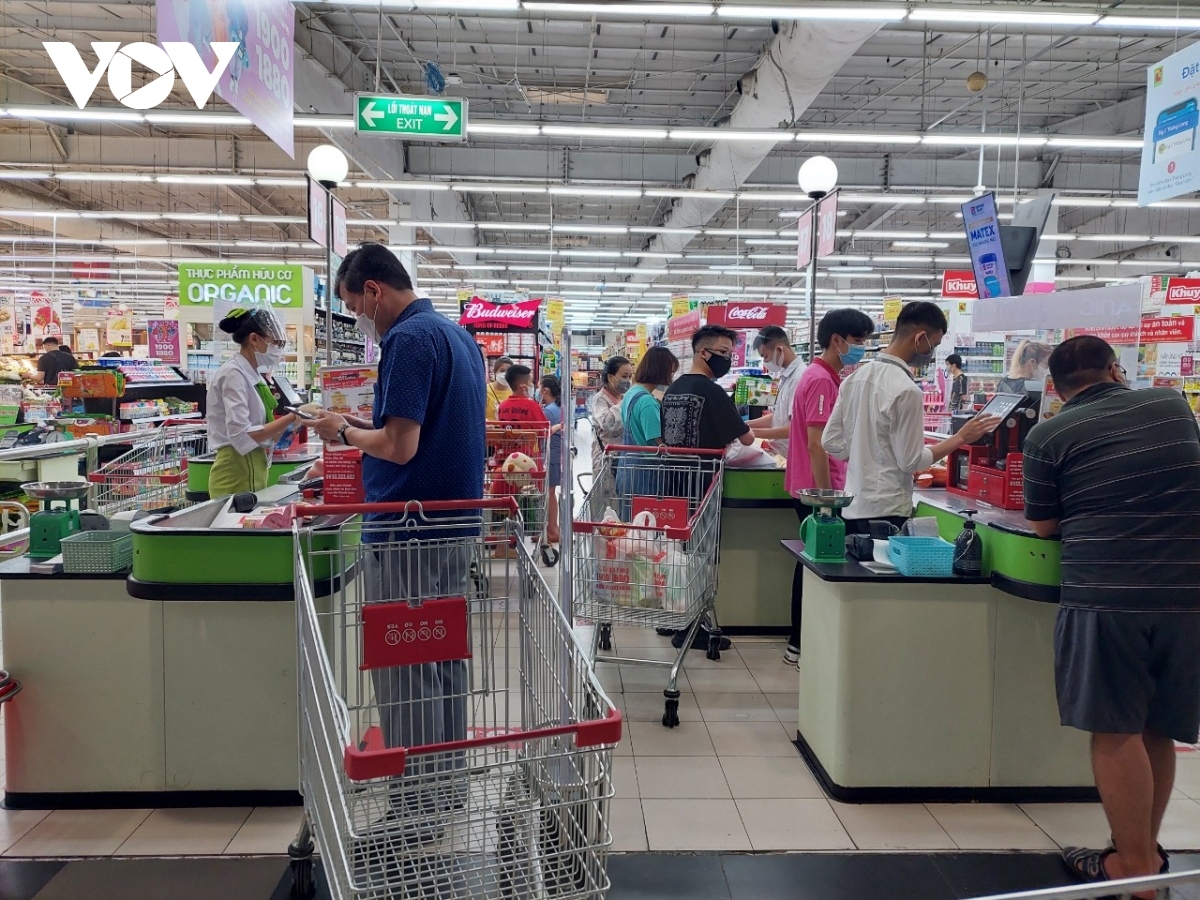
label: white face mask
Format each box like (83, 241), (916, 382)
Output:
(254, 344), (284, 372)
(763, 348), (783, 376)
(496, 371), (511, 388)
(355, 313), (382, 345)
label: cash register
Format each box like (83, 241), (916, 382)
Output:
(946, 390), (1040, 511)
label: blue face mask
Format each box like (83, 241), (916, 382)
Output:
(839, 342), (866, 367)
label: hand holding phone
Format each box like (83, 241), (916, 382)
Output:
(284, 406), (318, 421)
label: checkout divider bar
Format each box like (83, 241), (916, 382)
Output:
(965, 868), (1200, 900)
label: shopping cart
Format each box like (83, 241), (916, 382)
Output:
(572, 445), (726, 728)
(87, 423), (207, 516)
(485, 421), (558, 567)
(288, 498), (622, 900)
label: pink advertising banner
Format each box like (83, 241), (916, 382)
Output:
(157, 0), (295, 156)
(147, 320), (182, 364)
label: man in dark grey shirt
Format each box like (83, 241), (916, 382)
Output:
(1023, 335), (1200, 893)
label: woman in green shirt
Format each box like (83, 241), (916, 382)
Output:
(620, 346), (679, 446)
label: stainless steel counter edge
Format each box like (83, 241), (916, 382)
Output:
(913, 488), (1059, 541)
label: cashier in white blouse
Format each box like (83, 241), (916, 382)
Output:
(205, 308), (297, 499)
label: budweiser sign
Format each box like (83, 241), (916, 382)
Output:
(1165, 278), (1200, 305)
(706, 303), (787, 328)
(941, 270), (979, 299)
(458, 298), (540, 330)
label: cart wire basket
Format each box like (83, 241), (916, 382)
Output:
(485, 421), (558, 567)
(572, 445), (726, 729)
(288, 498), (622, 900)
(87, 423), (208, 516)
(60, 530), (134, 574)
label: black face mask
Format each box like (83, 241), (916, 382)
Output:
(706, 351), (732, 379)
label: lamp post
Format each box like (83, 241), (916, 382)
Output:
(306, 144), (349, 364)
(797, 155), (838, 362)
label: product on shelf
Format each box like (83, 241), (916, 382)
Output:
(0, 357), (36, 383)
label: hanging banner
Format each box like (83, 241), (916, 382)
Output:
(667, 309), (703, 341)
(76, 328), (101, 354)
(705, 303), (788, 328)
(163, 296), (180, 320)
(156, 0), (296, 157)
(546, 298), (564, 347)
(29, 291), (63, 339)
(147, 320), (182, 364)
(883, 297), (904, 327)
(941, 270), (980, 299)
(796, 209), (814, 270)
(817, 191), (839, 259)
(332, 196), (348, 257)
(0, 294), (16, 350)
(458, 298), (540, 331)
(670, 294), (691, 318)
(106, 310), (133, 347)
(1138, 41), (1200, 205)
(962, 193), (1012, 299)
(307, 177), (328, 249)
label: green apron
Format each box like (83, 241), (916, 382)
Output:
(208, 381), (276, 500)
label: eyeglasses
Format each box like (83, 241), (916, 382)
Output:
(1115, 364), (1127, 378)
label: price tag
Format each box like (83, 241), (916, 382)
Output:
(632, 496), (689, 528)
(360, 596), (471, 670)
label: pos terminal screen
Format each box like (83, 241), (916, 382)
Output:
(976, 392), (1025, 424)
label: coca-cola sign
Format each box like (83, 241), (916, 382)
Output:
(1165, 278), (1200, 305)
(458, 298), (540, 330)
(941, 270), (979, 299)
(706, 303), (787, 328)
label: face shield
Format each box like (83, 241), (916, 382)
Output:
(248, 307), (287, 347)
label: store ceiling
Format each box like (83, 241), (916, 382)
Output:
(0, 0), (1198, 330)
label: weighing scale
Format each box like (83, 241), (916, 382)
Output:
(22, 481), (90, 559)
(796, 489), (855, 563)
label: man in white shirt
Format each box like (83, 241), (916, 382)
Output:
(823, 301), (997, 533)
(749, 325), (804, 456)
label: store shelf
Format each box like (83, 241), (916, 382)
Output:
(119, 412), (202, 424)
(314, 306), (357, 325)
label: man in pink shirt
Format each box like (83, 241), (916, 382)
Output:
(783, 308), (876, 666)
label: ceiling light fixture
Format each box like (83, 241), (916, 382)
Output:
(522, 1), (715, 14)
(1099, 15), (1200, 29)
(468, 122), (542, 136)
(716, 5), (905, 20)
(908, 8), (1099, 26)
(669, 129), (793, 142)
(542, 125), (669, 140)
(451, 184), (548, 194)
(548, 186), (643, 198)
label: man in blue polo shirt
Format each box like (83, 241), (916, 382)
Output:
(312, 244), (485, 844)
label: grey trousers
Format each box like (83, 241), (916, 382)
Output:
(365, 543), (472, 785)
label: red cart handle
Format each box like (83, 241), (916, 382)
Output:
(343, 708), (623, 782)
(295, 498), (520, 518)
(602, 444), (726, 458)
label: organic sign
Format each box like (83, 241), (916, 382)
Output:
(177, 264), (306, 308)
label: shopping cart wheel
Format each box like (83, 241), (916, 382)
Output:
(662, 689), (681, 728)
(706, 634), (723, 661)
(598, 622), (612, 652)
(289, 837), (315, 897)
(540, 544), (560, 567)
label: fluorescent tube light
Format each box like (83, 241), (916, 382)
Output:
(8, 106), (143, 122)
(523, 2), (714, 14)
(909, 9), (1098, 26)
(451, 184), (547, 194)
(1099, 15), (1200, 29)
(157, 174), (256, 186)
(717, 5), (905, 20)
(469, 123), (542, 136)
(669, 129), (793, 142)
(542, 125), (669, 140)
(549, 186), (643, 198)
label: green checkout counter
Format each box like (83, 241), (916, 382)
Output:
(184, 449), (320, 502)
(788, 488), (1092, 803)
(714, 467), (794, 631)
(0, 480), (346, 809)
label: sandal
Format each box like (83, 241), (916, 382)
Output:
(1062, 846), (1117, 883)
(1106, 838), (1169, 874)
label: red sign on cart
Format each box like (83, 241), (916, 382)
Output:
(361, 596), (471, 670)
(632, 496), (689, 529)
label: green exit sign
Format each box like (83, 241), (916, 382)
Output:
(354, 93), (468, 142)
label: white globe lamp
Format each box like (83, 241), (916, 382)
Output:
(798, 155), (838, 199)
(307, 144), (349, 188)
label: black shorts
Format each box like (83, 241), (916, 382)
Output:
(1054, 607), (1200, 744)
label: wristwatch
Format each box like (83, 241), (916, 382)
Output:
(336, 423), (352, 446)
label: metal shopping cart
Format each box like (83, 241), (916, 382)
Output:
(287, 498), (622, 900)
(572, 445), (726, 729)
(87, 423), (208, 516)
(485, 421), (558, 567)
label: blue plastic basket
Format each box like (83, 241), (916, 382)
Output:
(888, 536), (955, 578)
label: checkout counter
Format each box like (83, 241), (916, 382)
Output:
(788, 389), (1091, 803)
(714, 468), (795, 631)
(0, 476), (335, 809)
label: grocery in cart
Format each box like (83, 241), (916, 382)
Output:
(485, 420), (558, 567)
(288, 498), (621, 900)
(572, 445), (725, 728)
(87, 423), (207, 516)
